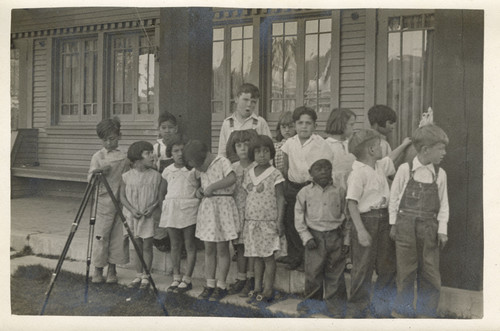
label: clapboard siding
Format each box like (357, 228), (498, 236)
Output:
(32, 38), (47, 130)
(12, 8), (160, 33)
(339, 9), (366, 121)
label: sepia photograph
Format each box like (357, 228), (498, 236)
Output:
(5, 1), (496, 329)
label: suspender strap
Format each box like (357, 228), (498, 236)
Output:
(229, 117), (234, 129)
(228, 117), (258, 131)
(252, 118), (258, 128)
(157, 143), (161, 158)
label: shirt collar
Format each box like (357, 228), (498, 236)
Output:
(102, 147), (120, 154)
(293, 133), (317, 146)
(311, 180), (335, 190)
(412, 156), (436, 174)
(231, 112), (258, 124)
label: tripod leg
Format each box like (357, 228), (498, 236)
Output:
(98, 173), (168, 316)
(85, 179), (99, 303)
(40, 175), (97, 315)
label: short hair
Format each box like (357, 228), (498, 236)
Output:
(226, 129), (259, 157)
(248, 135), (276, 161)
(183, 140), (208, 169)
(367, 105), (397, 127)
(412, 124), (449, 152)
(236, 83), (260, 99)
(96, 117), (121, 139)
(325, 108), (357, 135)
(127, 141), (154, 163)
(292, 106), (317, 123)
(158, 111), (177, 126)
(275, 111), (294, 141)
(165, 136), (186, 158)
(348, 129), (381, 159)
(309, 159), (333, 172)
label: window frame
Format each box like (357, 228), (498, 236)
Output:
(262, 11), (335, 123)
(53, 34), (100, 124)
(107, 29), (157, 123)
(376, 9), (435, 145)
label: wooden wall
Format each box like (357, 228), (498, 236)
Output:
(433, 10), (483, 291)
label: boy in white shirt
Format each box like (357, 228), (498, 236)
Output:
(345, 129), (411, 317)
(281, 106), (334, 271)
(389, 124), (449, 318)
(217, 83), (272, 161)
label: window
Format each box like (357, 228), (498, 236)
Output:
(110, 32), (156, 121)
(11, 48), (20, 130)
(56, 37), (98, 122)
(269, 17), (333, 117)
(53, 28), (157, 125)
(211, 24), (255, 119)
(386, 14), (434, 141)
(211, 14), (334, 121)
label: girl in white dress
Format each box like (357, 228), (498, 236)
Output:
(183, 140), (239, 302)
(120, 141), (162, 289)
(159, 137), (200, 294)
(225, 129), (258, 297)
(243, 135), (286, 304)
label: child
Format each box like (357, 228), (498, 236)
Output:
(324, 108), (358, 271)
(294, 159), (348, 317)
(280, 106), (334, 271)
(225, 130), (259, 297)
(242, 135), (285, 304)
(389, 124), (449, 318)
(183, 140), (239, 302)
(324, 107), (357, 187)
(218, 83), (272, 161)
(120, 141), (162, 289)
(368, 105), (397, 157)
(154, 111), (180, 173)
(88, 118), (130, 284)
(153, 111), (180, 251)
(159, 137), (200, 294)
(345, 129), (411, 318)
(273, 111), (296, 175)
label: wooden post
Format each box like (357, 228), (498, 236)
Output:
(159, 8), (213, 147)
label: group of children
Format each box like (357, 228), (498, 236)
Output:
(88, 82), (449, 318)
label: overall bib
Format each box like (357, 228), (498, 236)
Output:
(394, 162), (441, 317)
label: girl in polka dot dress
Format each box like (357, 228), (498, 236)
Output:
(243, 135), (286, 304)
(183, 140), (239, 302)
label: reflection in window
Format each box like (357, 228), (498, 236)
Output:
(387, 14), (434, 141)
(212, 28), (225, 114)
(59, 38), (97, 120)
(271, 21), (297, 113)
(137, 36), (155, 115)
(230, 25), (253, 111)
(111, 31), (156, 120)
(11, 48), (19, 129)
(304, 18), (332, 113)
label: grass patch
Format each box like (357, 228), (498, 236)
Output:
(11, 264), (291, 317)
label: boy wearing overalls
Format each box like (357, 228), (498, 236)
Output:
(389, 124), (449, 318)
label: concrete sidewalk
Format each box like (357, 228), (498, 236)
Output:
(11, 195), (483, 318)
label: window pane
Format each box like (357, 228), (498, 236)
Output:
(387, 32), (401, 113)
(244, 25), (253, 38)
(212, 101), (223, 114)
(285, 21), (297, 35)
(272, 22), (283, 36)
(213, 28), (224, 41)
(271, 36), (284, 102)
(424, 14), (435, 28)
(284, 36), (297, 99)
(212, 40), (225, 101)
(242, 38), (253, 83)
(304, 34), (318, 110)
(306, 20), (318, 34)
(403, 15), (423, 30)
(389, 17), (401, 31)
(71, 53), (80, 107)
(231, 26), (242, 39)
(231, 39), (243, 99)
(318, 33), (331, 111)
(114, 51), (124, 102)
(319, 18), (332, 32)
